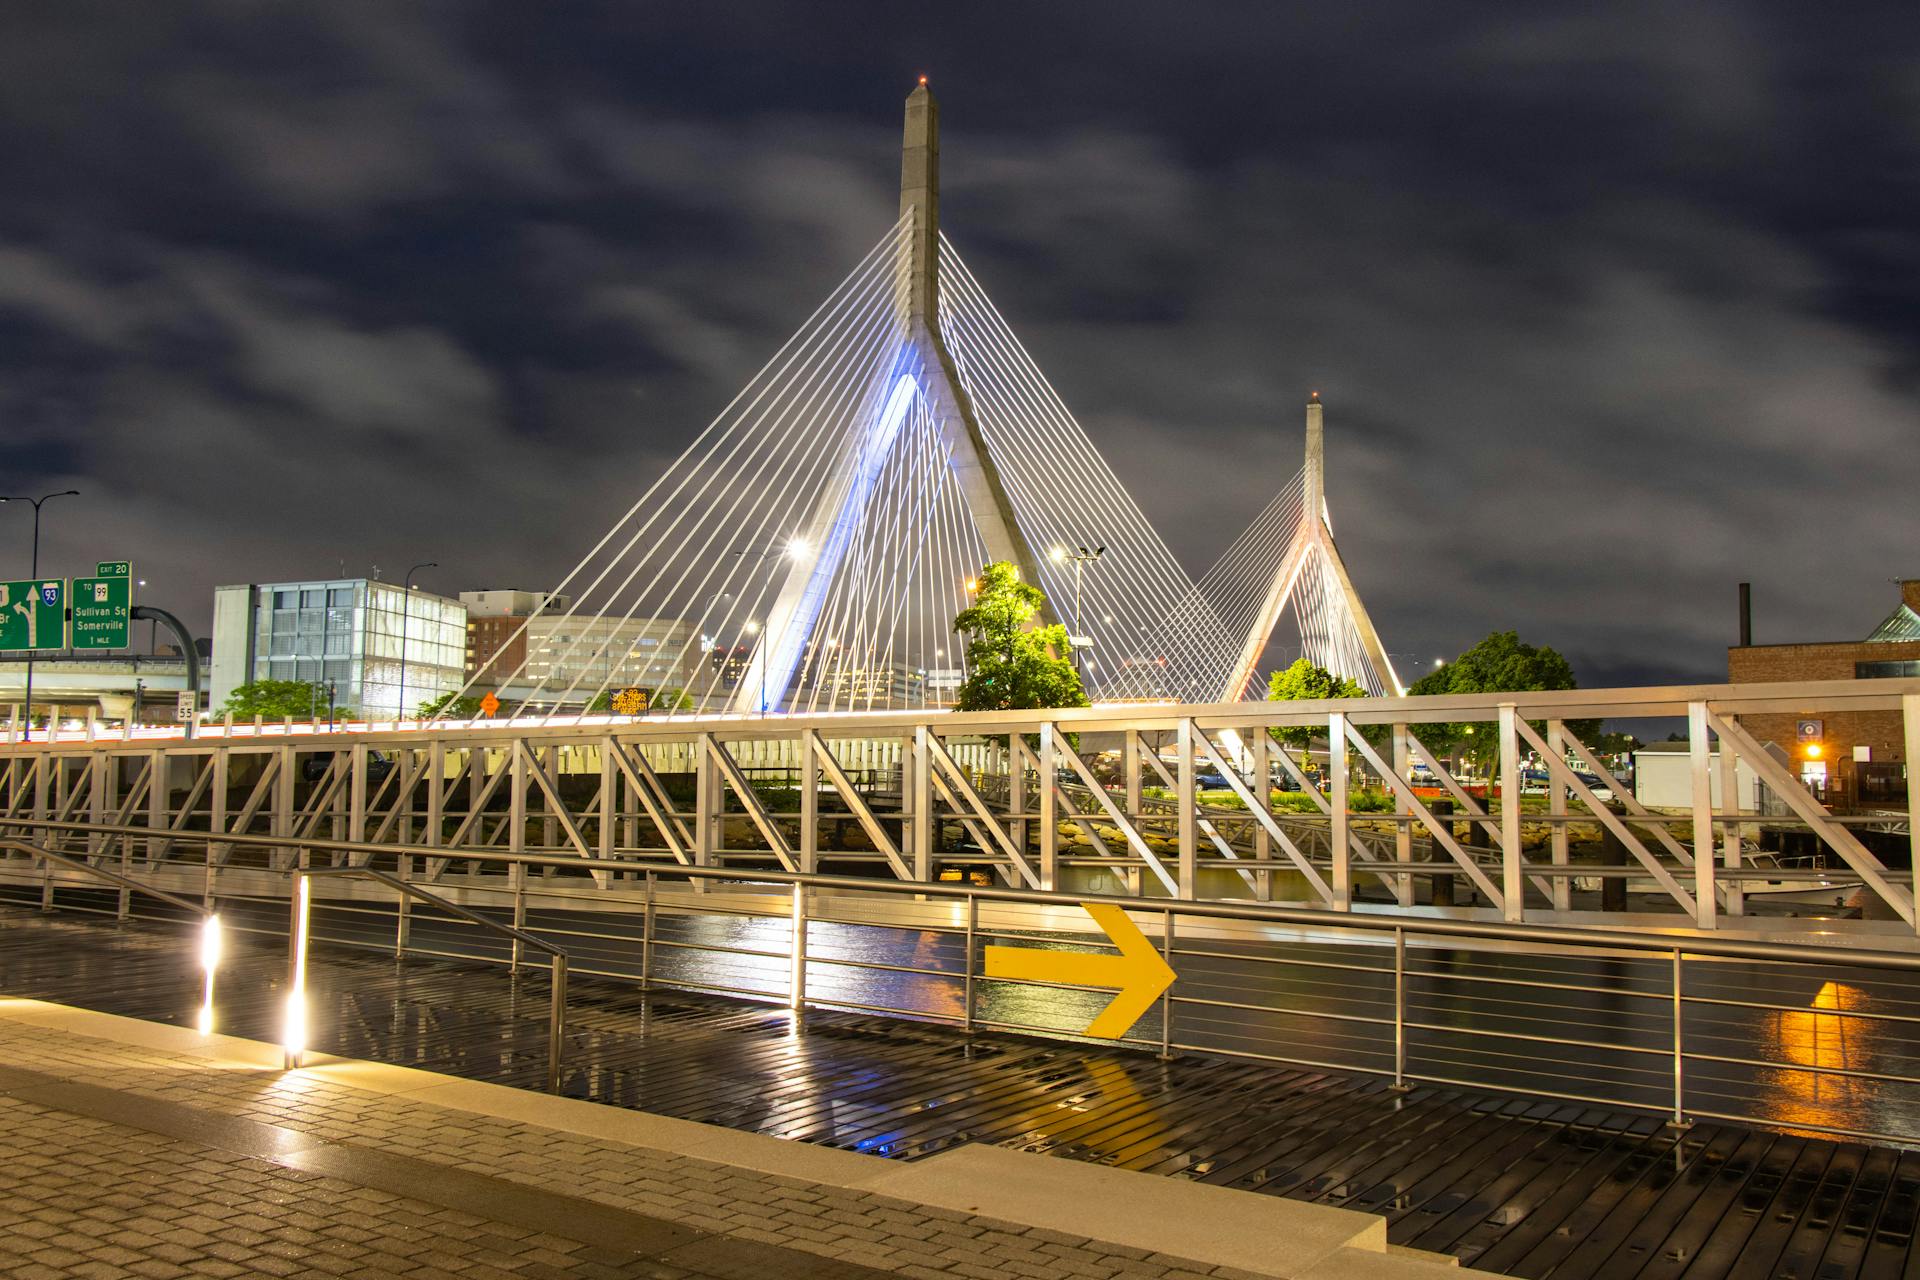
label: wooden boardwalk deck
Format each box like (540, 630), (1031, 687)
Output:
(1, 905), (1914, 1279)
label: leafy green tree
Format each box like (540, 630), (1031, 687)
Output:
(952, 561), (1089, 712)
(1407, 630), (1594, 776)
(1266, 658), (1366, 751)
(418, 692), (482, 719)
(218, 679), (334, 720)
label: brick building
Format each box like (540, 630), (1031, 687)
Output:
(1726, 579), (1920, 804)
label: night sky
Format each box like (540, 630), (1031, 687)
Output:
(3, 3), (1916, 688)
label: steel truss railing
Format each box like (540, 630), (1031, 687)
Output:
(2, 678), (1915, 933)
(6, 828), (1920, 1146)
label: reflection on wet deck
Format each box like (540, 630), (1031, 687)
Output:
(1, 907), (1916, 1279)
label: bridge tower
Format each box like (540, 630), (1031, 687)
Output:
(1222, 394), (1402, 699)
(732, 81), (1049, 713)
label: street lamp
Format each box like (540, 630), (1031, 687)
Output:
(1, 490), (80, 741)
(1049, 544), (1105, 680)
(733, 537), (807, 716)
(744, 620), (764, 715)
(395, 561), (437, 721)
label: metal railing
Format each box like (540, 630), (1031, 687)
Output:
(1, 678), (1913, 934)
(5, 823), (1920, 1145)
(1, 837), (223, 1036)
(286, 866), (567, 1092)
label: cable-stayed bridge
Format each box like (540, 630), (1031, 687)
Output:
(452, 82), (1397, 723)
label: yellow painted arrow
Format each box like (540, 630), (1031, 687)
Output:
(983, 903), (1177, 1040)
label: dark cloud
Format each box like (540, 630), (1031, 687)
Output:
(0, 2), (1915, 690)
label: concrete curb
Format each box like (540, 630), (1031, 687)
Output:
(0, 997), (1496, 1278)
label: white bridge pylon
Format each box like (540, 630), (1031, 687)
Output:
(449, 83), (1396, 721)
(1202, 394), (1402, 700)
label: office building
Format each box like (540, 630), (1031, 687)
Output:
(210, 579), (467, 719)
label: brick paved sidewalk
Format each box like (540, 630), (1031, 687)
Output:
(0, 1010), (1315, 1280)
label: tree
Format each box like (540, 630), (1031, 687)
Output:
(952, 561), (1089, 712)
(218, 679), (336, 721)
(1266, 658), (1367, 751)
(1407, 630), (1594, 776)
(418, 692), (482, 719)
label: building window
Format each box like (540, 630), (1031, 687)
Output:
(1857, 660), (1920, 679)
(329, 587), (354, 607)
(275, 590), (298, 609)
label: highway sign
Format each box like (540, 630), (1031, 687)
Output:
(70, 573), (131, 649)
(983, 903), (1176, 1039)
(96, 561), (131, 578)
(176, 691), (198, 723)
(0, 579), (66, 652)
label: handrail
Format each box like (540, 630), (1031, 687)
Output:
(291, 866), (567, 1092)
(3, 676), (1916, 749)
(8, 816), (1920, 972)
(2, 837), (223, 1038)
(0, 837), (208, 919)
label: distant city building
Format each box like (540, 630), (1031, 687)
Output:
(210, 579), (467, 718)
(0, 655), (195, 727)
(459, 590), (571, 679)
(509, 616), (698, 708)
(1726, 578), (1920, 805)
(460, 589), (572, 619)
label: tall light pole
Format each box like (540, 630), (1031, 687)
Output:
(2, 490), (80, 741)
(743, 620), (763, 716)
(395, 561), (437, 721)
(732, 537), (808, 715)
(1049, 544), (1104, 681)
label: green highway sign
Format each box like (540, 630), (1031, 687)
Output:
(71, 573), (132, 649)
(0, 579), (67, 652)
(96, 561), (131, 578)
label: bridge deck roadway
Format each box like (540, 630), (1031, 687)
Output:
(1, 906), (1916, 1278)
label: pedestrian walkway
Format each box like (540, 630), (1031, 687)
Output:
(0, 1001), (1482, 1279)
(4, 905), (1917, 1278)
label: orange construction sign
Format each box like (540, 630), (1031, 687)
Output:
(479, 691), (501, 718)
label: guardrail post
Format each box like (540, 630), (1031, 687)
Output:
(285, 872), (310, 1070)
(1160, 909), (1175, 1059)
(1392, 926), (1409, 1091)
(1547, 721), (1571, 912)
(510, 744), (527, 972)
(1329, 713), (1350, 910)
(1038, 724), (1058, 892)
(963, 893), (977, 1034)
(1687, 702), (1717, 929)
(1390, 723), (1412, 907)
(1719, 717), (1743, 919)
(641, 869), (655, 990)
(1669, 947), (1689, 1128)
(207, 747), (228, 910)
(546, 953), (567, 1094)
(1497, 704), (1522, 922)
(1906, 694), (1919, 938)
(911, 726), (932, 881)
(1177, 720), (1198, 899)
(789, 883), (809, 1025)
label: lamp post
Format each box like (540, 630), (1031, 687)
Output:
(732, 537), (808, 716)
(744, 620), (763, 716)
(395, 561), (437, 721)
(1, 490), (80, 741)
(1048, 544), (1104, 680)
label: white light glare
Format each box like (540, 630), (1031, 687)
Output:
(197, 914), (222, 1035)
(283, 879), (311, 1063)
